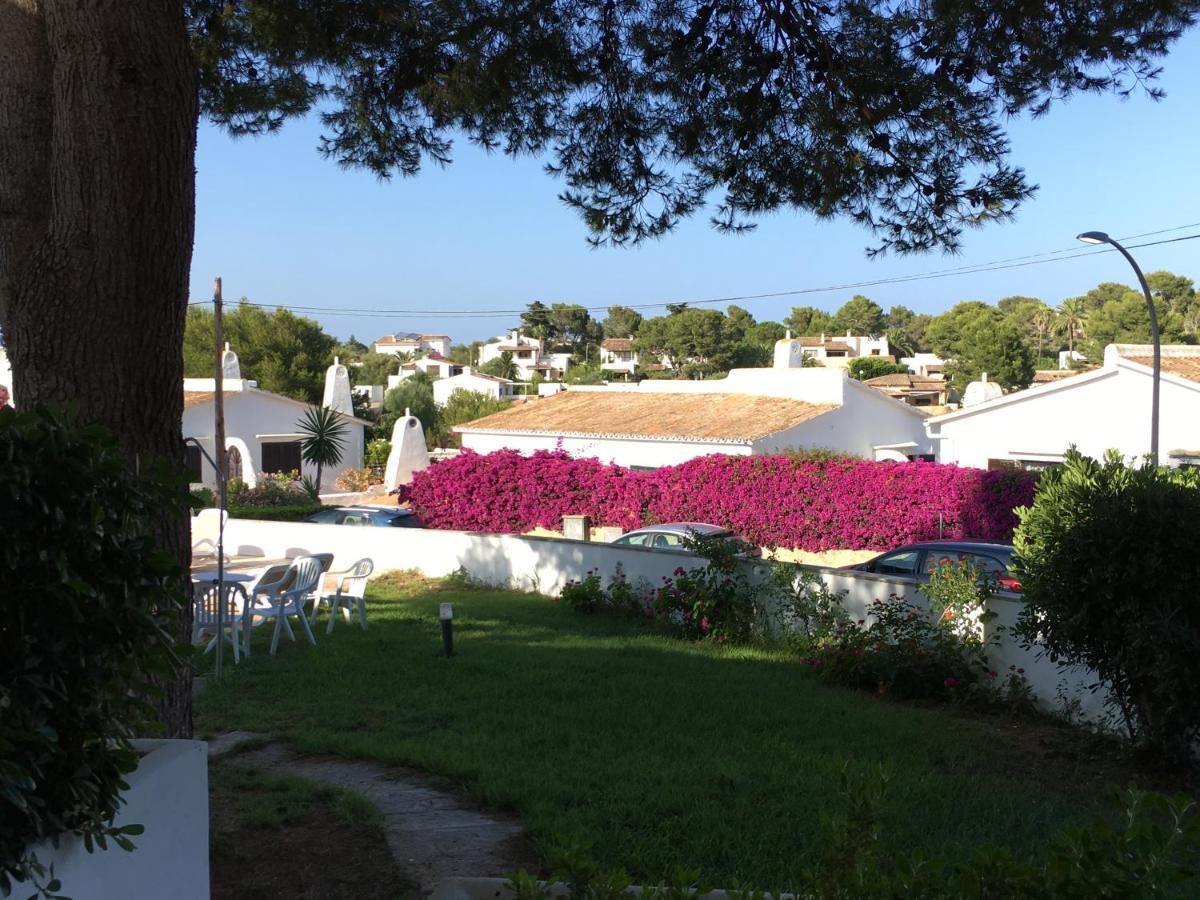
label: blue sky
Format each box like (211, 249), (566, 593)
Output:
(191, 29), (1200, 344)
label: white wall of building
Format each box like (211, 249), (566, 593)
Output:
(218, 519), (1106, 722)
(928, 361), (1200, 468)
(461, 430), (752, 467)
(432, 369), (516, 406)
(184, 389), (365, 491)
(754, 381), (932, 459)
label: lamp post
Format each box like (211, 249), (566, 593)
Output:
(1076, 231), (1160, 467)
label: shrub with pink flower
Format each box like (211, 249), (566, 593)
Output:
(410, 450), (1036, 550)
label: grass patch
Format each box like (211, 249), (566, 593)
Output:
(198, 575), (1128, 887)
(210, 764), (382, 831)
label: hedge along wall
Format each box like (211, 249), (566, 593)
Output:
(409, 450), (1037, 551)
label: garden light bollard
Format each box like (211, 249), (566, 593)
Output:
(440, 603), (454, 657)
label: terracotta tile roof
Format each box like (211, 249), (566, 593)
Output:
(183, 391), (215, 409)
(602, 338), (634, 351)
(1125, 356), (1200, 384)
(1032, 369), (1084, 383)
(864, 373), (943, 388)
(456, 390), (837, 442)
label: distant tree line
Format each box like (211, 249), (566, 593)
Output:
(183, 271), (1199, 414)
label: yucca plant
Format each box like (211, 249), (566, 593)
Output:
(297, 405), (348, 496)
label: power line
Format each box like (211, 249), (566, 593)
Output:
(189, 225), (1200, 320)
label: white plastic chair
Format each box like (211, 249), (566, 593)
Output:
(315, 558), (374, 633)
(250, 556), (323, 656)
(240, 563), (294, 656)
(191, 508), (229, 562)
(192, 581), (249, 663)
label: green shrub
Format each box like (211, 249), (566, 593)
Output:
(227, 470), (306, 508)
(1014, 450), (1200, 766)
(226, 504), (324, 522)
(560, 571), (605, 613)
(804, 562), (1001, 702)
(364, 438), (391, 467)
(0, 408), (184, 891)
(188, 486), (215, 511)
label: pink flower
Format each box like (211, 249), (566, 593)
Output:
(943, 677), (959, 688)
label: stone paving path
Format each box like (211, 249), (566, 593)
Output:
(209, 733), (539, 894)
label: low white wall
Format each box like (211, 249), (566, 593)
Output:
(221, 519), (1106, 722)
(17, 739), (209, 900)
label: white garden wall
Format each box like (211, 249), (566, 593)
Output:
(16, 740), (209, 900)
(220, 518), (1107, 722)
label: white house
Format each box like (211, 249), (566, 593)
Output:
(478, 330), (571, 381)
(432, 368), (517, 406)
(456, 334), (932, 467)
(183, 349), (369, 492)
(926, 344), (1200, 470)
(373, 332), (452, 357)
(599, 337), (638, 378)
(900, 353), (946, 379)
(387, 353), (464, 390)
(800, 332), (890, 367)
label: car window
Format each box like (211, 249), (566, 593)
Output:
(967, 554), (1007, 579)
(389, 513), (421, 528)
(922, 551), (964, 574)
(653, 533), (684, 548)
(614, 533), (649, 546)
(873, 550), (920, 575)
(306, 509), (338, 524)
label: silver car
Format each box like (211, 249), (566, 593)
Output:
(611, 522), (760, 556)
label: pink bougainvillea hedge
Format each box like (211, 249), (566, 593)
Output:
(408, 450), (1037, 551)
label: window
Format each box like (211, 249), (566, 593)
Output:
(185, 444), (203, 482)
(613, 533), (650, 547)
(652, 533), (684, 549)
(872, 550), (920, 576)
(870, 349), (880, 355)
(261, 441), (302, 475)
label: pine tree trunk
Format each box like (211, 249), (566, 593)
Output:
(0, 1), (198, 737)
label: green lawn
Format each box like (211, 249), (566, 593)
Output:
(196, 575), (1108, 887)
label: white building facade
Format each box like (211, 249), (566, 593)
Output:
(599, 338), (638, 378)
(374, 333), (452, 357)
(801, 332), (890, 367)
(926, 345), (1200, 470)
(183, 351), (368, 491)
(431, 368), (517, 406)
(478, 330), (572, 381)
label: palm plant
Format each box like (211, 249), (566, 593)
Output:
(1030, 307), (1056, 363)
(1056, 298), (1087, 353)
(297, 405), (348, 494)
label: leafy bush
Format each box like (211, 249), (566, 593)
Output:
(226, 504), (324, 522)
(410, 450), (1035, 551)
(848, 356), (910, 380)
(803, 562), (1001, 702)
(0, 408), (184, 891)
(364, 438), (391, 467)
(334, 467), (382, 492)
(227, 470), (306, 507)
(1014, 450), (1200, 766)
(648, 535), (764, 642)
(560, 571), (605, 613)
(189, 486), (215, 511)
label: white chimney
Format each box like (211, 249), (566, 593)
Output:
(221, 342), (241, 380)
(322, 356), (354, 415)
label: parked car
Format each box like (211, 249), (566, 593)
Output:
(611, 522), (761, 557)
(842, 541), (1022, 592)
(302, 505), (421, 528)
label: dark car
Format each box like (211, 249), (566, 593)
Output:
(302, 505), (421, 528)
(843, 541), (1022, 592)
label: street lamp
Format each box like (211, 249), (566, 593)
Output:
(1076, 231), (1160, 466)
